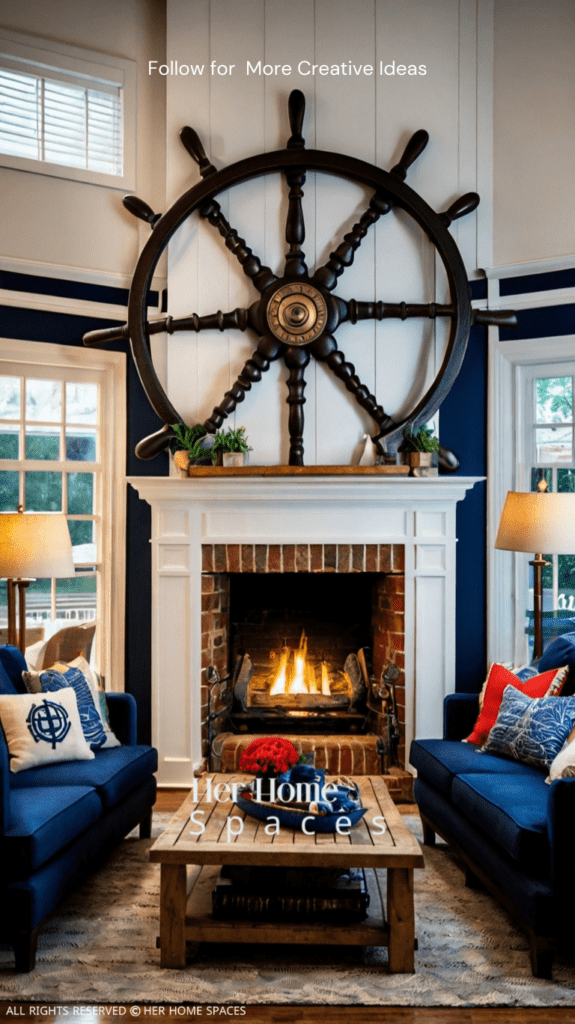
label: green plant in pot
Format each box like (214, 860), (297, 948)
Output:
(212, 426), (252, 467)
(398, 422), (439, 476)
(170, 423), (218, 475)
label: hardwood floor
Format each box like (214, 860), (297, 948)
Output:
(1, 791), (571, 1023)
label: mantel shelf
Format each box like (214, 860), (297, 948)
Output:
(183, 464), (410, 477)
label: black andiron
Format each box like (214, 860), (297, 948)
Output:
(83, 90), (517, 464)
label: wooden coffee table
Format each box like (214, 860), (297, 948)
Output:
(150, 773), (424, 972)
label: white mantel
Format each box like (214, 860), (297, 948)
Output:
(128, 474), (482, 786)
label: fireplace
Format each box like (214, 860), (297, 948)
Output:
(200, 546), (406, 770)
(128, 473), (481, 787)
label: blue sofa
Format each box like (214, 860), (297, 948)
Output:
(410, 689), (575, 978)
(0, 645), (158, 972)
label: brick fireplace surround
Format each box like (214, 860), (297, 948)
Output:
(128, 474), (481, 789)
(200, 541), (406, 769)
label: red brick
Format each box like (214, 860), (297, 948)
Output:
(337, 545), (351, 572)
(201, 650), (210, 668)
(202, 575), (214, 593)
(227, 544), (241, 573)
(296, 544), (309, 572)
(352, 545), (364, 572)
(378, 545), (391, 572)
(241, 545), (254, 572)
(365, 544), (378, 571)
(339, 746), (352, 774)
(202, 593), (220, 611)
(268, 544), (281, 571)
(324, 544), (336, 571)
(393, 545), (405, 571)
(201, 612), (213, 633)
(202, 545), (214, 572)
(392, 595), (404, 612)
(255, 545), (268, 573)
(394, 652), (405, 670)
(213, 633), (224, 647)
(391, 631), (404, 652)
(213, 544), (225, 572)
(310, 544), (323, 571)
(283, 545), (295, 572)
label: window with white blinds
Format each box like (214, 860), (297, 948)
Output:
(0, 30), (135, 188)
(0, 68), (123, 176)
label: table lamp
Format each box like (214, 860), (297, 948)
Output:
(494, 486), (575, 659)
(0, 507), (75, 653)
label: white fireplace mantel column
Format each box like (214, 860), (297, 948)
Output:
(128, 475), (482, 786)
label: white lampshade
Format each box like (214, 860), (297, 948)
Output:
(495, 491), (575, 554)
(0, 512), (75, 578)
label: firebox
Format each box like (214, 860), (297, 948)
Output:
(200, 542), (407, 773)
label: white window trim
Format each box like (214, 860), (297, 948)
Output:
(488, 330), (575, 667)
(0, 29), (136, 190)
(0, 337), (127, 691)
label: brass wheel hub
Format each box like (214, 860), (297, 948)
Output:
(266, 282), (328, 346)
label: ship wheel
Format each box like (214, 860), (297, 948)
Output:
(83, 90), (516, 465)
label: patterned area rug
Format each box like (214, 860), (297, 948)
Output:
(1, 814), (575, 1006)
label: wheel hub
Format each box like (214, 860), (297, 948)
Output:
(266, 282), (327, 346)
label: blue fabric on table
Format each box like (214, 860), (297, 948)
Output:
(10, 745), (158, 809)
(414, 776), (555, 934)
(451, 772), (550, 876)
(277, 763), (361, 814)
(0, 645), (27, 693)
(482, 686), (575, 769)
(37, 667), (107, 751)
(409, 738), (545, 796)
(3, 785), (102, 879)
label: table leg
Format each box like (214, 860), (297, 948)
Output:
(160, 863), (187, 968)
(387, 867), (415, 973)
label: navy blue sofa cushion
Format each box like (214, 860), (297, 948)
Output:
(0, 646), (27, 694)
(410, 738), (545, 796)
(451, 772), (550, 877)
(10, 745), (158, 809)
(539, 632), (575, 694)
(4, 785), (103, 880)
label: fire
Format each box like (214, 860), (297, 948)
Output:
(267, 631), (331, 697)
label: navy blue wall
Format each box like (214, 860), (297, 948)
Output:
(1, 295), (167, 743)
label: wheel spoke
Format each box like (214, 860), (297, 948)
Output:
(203, 336), (283, 433)
(283, 167), (308, 278)
(341, 300), (454, 323)
(310, 334), (396, 435)
(284, 346), (310, 466)
(199, 198), (277, 293)
(82, 308), (251, 349)
(312, 193), (391, 293)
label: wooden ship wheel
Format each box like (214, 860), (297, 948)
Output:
(83, 90), (517, 465)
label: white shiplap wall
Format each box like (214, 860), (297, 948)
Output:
(165, 0), (490, 465)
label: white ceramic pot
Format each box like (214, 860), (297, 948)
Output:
(222, 452), (245, 468)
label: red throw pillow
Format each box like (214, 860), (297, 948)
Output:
(465, 663), (568, 746)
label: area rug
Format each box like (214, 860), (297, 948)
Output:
(1, 814), (575, 1006)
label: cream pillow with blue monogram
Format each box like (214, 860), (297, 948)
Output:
(0, 688), (95, 772)
(482, 685), (575, 770)
(22, 666), (107, 751)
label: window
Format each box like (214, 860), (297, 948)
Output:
(0, 340), (126, 688)
(0, 30), (135, 188)
(489, 335), (575, 667)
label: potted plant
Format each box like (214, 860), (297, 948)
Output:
(212, 426), (252, 468)
(398, 422), (440, 476)
(169, 423), (217, 476)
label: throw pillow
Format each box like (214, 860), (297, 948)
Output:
(464, 663), (568, 746)
(0, 688), (95, 772)
(539, 632), (575, 695)
(547, 730), (575, 783)
(53, 657), (120, 748)
(22, 666), (107, 751)
(482, 686), (575, 770)
(0, 645), (28, 694)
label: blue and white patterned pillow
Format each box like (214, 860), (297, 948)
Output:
(23, 667), (107, 751)
(482, 685), (575, 769)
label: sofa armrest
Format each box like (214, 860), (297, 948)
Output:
(547, 776), (575, 919)
(0, 726), (10, 833)
(106, 693), (137, 746)
(443, 693), (480, 740)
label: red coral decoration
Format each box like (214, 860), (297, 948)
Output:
(239, 736), (300, 777)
